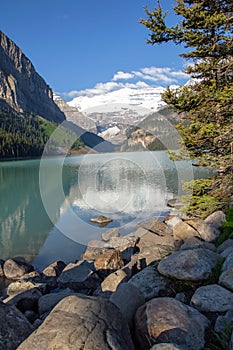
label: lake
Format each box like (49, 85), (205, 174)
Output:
(0, 151), (209, 271)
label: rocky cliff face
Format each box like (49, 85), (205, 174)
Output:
(0, 31), (65, 122)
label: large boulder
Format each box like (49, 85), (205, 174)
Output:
(100, 269), (128, 293)
(179, 236), (216, 251)
(158, 248), (219, 281)
(3, 259), (34, 280)
(219, 268), (233, 291)
(4, 288), (42, 314)
(0, 301), (33, 349)
(191, 284), (233, 312)
(110, 283), (145, 329)
(172, 221), (198, 241)
(128, 265), (167, 300)
(221, 251), (233, 272)
(17, 295), (135, 350)
(57, 260), (100, 292)
(134, 297), (209, 350)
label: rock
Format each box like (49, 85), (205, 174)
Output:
(107, 234), (139, 260)
(158, 248), (219, 281)
(42, 260), (66, 277)
(4, 288), (42, 313)
(0, 259), (4, 277)
(175, 292), (187, 303)
(137, 218), (172, 236)
(101, 228), (120, 242)
(134, 297), (209, 350)
(0, 31), (65, 122)
(90, 215), (112, 224)
(197, 223), (219, 242)
(219, 268), (233, 291)
(94, 249), (124, 271)
(136, 230), (175, 251)
(230, 332), (233, 350)
(191, 284), (233, 312)
(128, 265), (167, 300)
(221, 251), (233, 272)
(150, 345), (187, 350)
(38, 288), (77, 315)
(121, 254), (140, 278)
(82, 240), (108, 261)
(110, 283), (145, 329)
(57, 260), (100, 292)
(220, 246), (233, 258)
(183, 218), (204, 231)
(217, 239), (233, 254)
(214, 310), (233, 337)
(17, 295), (135, 350)
(100, 270), (128, 292)
(136, 245), (175, 267)
(24, 310), (38, 324)
(179, 236), (216, 251)
(3, 258), (34, 280)
(167, 198), (184, 209)
(7, 279), (48, 295)
(165, 215), (183, 229)
(0, 300), (33, 349)
(204, 210), (226, 229)
(173, 221), (198, 241)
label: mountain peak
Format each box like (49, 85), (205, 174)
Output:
(0, 30), (65, 122)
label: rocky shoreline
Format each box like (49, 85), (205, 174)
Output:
(1, 209), (233, 349)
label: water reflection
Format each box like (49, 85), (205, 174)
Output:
(0, 152), (211, 270)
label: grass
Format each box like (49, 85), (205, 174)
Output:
(217, 207), (233, 246)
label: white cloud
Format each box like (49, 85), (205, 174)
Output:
(112, 71), (135, 81)
(59, 66), (189, 101)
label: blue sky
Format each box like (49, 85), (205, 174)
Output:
(0, 0), (188, 97)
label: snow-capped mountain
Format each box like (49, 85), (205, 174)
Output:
(65, 84), (171, 144)
(68, 84), (166, 119)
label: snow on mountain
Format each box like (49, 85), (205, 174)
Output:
(67, 84), (167, 118)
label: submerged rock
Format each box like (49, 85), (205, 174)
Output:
(17, 295), (135, 350)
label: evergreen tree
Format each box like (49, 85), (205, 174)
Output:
(141, 0), (233, 217)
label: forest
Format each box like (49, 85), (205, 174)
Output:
(0, 111), (84, 159)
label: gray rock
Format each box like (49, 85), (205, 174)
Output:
(214, 310), (233, 337)
(219, 268), (233, 291)
(230, 332), (233, 350)
(165, 216), (183, 229)
(110, 283), (145, 329)
(3, 258), (34, 280)
(179, 236), (216, 251)
(173, 221), (198, 241)
(222, 251), (233, 272)
(204, 210), (226, 229)
(136, 245), (174, 267)
(175, 292), (187, 303)
(136, 230), (175, 251)
(57, 260), (100, 292)
(38, 288), (77, 315)
(4, 288), (42, 313)
(191, 284), (233, 312)
(100, 270), (128, 292)
(42, 260), (66, 277)
(217, 239), (233, 254)
(150, 345), (187, 350)
(158, 248), (219, 281)
(134, 297), (209, 350)
(220, 246), (233, 258)
(137, 218), (172, 236)
(24, 310), (38, 324)
(0, 301), (33, 349)
(101, 228), (120, 242)
(128, 265), (167, 300)
(196, 222), (220, 242)
(17, 295), (135, 350)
